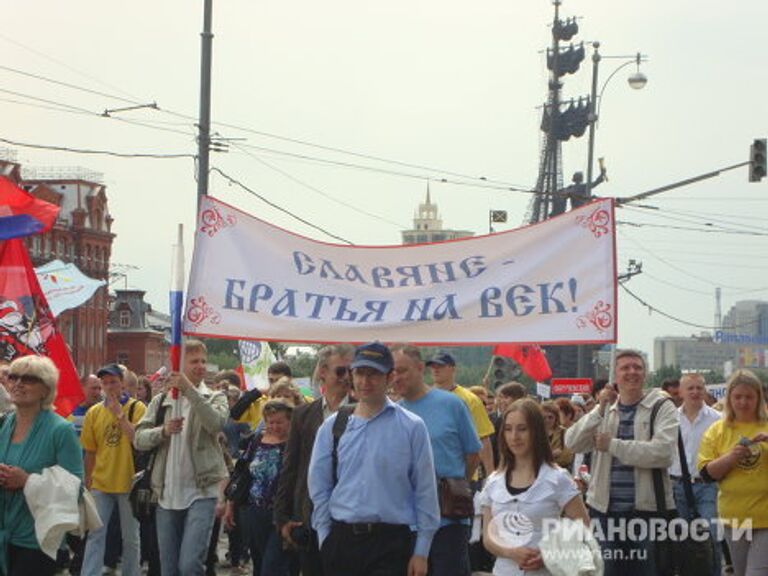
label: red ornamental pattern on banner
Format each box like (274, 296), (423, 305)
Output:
(575, 207), (611, 238)
(576, 300), (613, 333)
(185, 296), (221, 327)
(199, 205), (237, 237)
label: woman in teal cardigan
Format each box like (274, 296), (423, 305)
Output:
(0, 355), (83, 576)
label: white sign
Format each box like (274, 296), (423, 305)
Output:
(238, 340), (277, 391)
(35, 260), (105, 317)
(536, 382), (551, 399)
(706, 384), (727, 401)
(184, 196), (617, 345)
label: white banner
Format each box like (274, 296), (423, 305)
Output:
(184, 196), (617, 345)
(536, 382), (551, 399)
(35, 260), (106, 317)
(238, 340), (277, 392)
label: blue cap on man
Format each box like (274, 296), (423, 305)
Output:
(425, 351), (456, 367)
(350, 342), (394, 374)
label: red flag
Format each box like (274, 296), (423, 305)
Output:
(0, 176), (60, 240)
(0, 239), (83, 416)
(493, 344), (553, 382)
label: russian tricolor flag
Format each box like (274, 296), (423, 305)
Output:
(169, 224), (185, 374)
(0, 176), (60, 240)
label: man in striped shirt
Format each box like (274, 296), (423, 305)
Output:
(566, 350), (678, 576)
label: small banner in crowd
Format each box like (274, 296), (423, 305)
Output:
(35, 260), (106, 317)
(237, 340), (277, 391)
(184, 196), (617, 345)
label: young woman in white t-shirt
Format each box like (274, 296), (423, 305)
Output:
(479, 398), (590, 575)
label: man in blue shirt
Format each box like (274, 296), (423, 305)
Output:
(308, 342), (440, 576)
(392, 344), (481, 576)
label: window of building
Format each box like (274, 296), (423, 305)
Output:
(119, 310), (131, 328)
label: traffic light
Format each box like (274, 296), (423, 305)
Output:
(489, 356), (521, 390)
(749, 138), (766, 182)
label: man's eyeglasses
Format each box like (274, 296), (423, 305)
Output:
(8, 374), (44, 386)
(334, 366), (351, 379)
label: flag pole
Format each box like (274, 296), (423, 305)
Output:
(169, 223), (185, 412)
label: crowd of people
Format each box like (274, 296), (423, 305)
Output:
(0, 342), (767, 576)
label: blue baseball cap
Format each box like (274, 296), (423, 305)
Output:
(96, 363), (124, 379)
(350, 342), (394, 374)
(426, 351), (456, 367)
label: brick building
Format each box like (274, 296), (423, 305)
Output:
(1, 159), (114, 376)
(107, 289), (169, 374)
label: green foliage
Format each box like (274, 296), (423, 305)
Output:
(647, 364), (682, 389)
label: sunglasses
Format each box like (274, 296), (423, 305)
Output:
(334, 366), (351, 378)
(8, 374), (44, 386)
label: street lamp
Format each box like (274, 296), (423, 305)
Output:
(586, 43), (648, 197)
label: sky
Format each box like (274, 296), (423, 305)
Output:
(2, 0), (767, 366)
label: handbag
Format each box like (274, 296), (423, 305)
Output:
(650, 398), (714, 576)
(224, 433), (260, 505)
(129, 394), (167, 521)
(438, 477), (474, 519)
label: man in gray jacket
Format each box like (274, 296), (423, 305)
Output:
(565, 349), (678, 576)
(134, 340), (228, 576)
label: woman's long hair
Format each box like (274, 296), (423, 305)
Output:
(724, 369), (767, 423)
(497, 398), (554, 473)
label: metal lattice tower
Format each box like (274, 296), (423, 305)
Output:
(526, 1), (588, 225)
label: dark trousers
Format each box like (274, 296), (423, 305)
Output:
(428, 524), (470, 576)
(245, 505), (290, 576)
(590, 508), (655, 576)
(298, 530), (324, 576)
(205, 517), (222, 575)
(139, 513), (161, 576)
(8, 543), (57, 576)
(321, 522), (413, 576)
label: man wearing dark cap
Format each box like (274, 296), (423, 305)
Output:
(308, 342), (440, 576)
(80, 363), (145, 576)
(427, 352), (495, 477)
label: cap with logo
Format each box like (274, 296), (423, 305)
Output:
(350, 342), (394, 374)
(425, 351), (456, 367)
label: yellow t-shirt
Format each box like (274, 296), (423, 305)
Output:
(698, 419), (768, 528)
(236, 395), (267, 429)
(81, 399), (146, 494)
(451, 385), (495, 438)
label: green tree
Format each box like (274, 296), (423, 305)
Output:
(647, 365), (682, 389)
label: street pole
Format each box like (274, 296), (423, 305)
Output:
(586, 42), (600, 199)
(197, 0), (214, 211)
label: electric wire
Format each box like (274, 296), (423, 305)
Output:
(620, 283), (761, 330)
(209, 166), (353, 244)
(0, 61), (532, 191)
(625, 205), (768, 235)
(231, 142), (409, 228)
(618, 229), (768, 291)
(0, 136), (195, 159)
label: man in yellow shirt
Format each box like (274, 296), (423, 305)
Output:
(80, 363), (146, 576)
(427, 352), (495, 478)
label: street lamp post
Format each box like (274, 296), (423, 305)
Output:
(585, 44), (648, 198)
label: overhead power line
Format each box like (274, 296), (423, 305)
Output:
(620, 283), (761, 330)
(0, 136), (195, 159)
(209, 167), (354, 244)
(0, 61), (532, 191)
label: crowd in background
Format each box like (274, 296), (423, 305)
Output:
(0, 343), (767, 576)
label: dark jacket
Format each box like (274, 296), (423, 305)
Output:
(273, 398), (325, 528)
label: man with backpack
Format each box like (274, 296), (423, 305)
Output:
(308, 342), (440, 576)
(80, 363), (146, 576)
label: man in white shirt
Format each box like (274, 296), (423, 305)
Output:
(669, 372), (722, 576)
